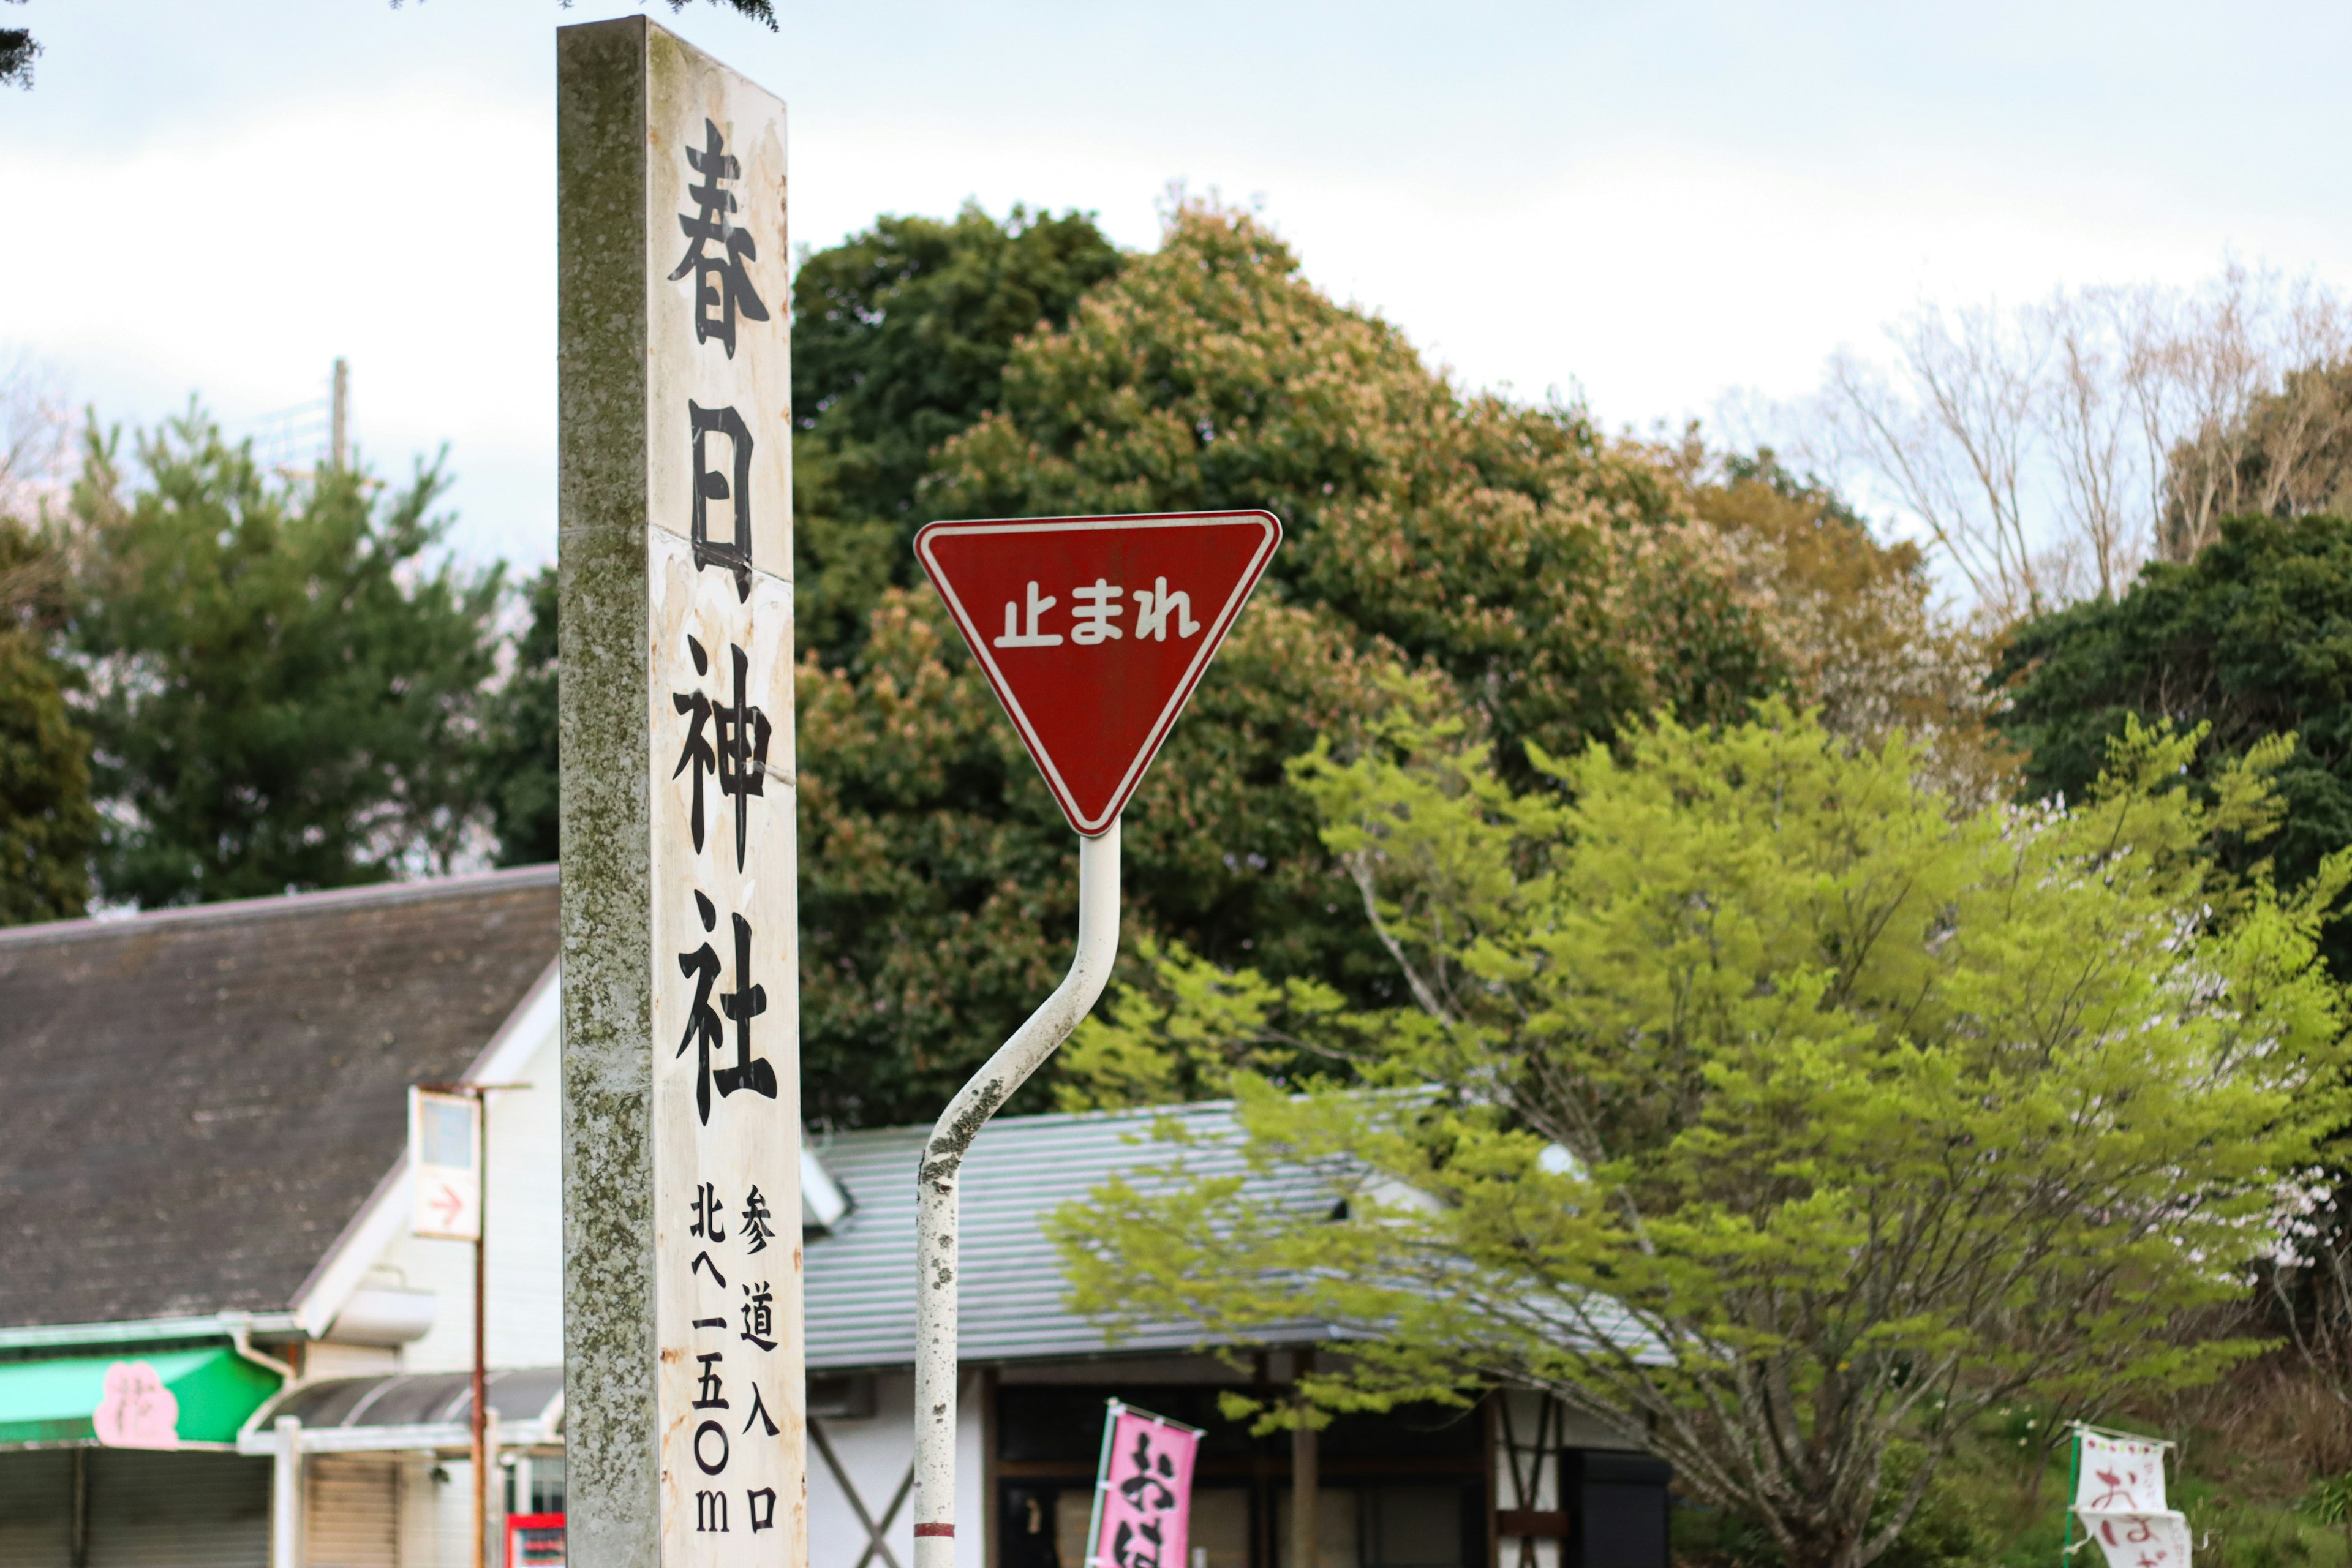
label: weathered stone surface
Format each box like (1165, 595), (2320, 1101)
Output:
(560, 17), (802, 1566)
(559, 18), (658, 1568)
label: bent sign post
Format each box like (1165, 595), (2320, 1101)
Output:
(557, 19), (805, 1568)
(907, 510), (1280, 1568)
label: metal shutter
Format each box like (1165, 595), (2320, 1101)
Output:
(86, 1449), (270, 1568)
(0, 1449), (73, 1567)
(306, 1456), (400, 1568)
(1564, 1452), (1671, 1568)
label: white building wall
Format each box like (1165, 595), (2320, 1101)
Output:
(373, 1014), (566, 1375)
(807, 1372), (985, 1568)
(396, 1458), (443, 1568)
(417, 1457), (491, 1568)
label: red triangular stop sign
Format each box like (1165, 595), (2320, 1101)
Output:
(916, 510), (1283, 836)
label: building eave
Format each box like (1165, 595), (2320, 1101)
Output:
(0, 1312), (304, 1355)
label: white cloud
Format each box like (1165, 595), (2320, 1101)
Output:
(10, 0), (2352, 571)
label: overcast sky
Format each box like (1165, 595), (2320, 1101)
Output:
(6, 0), (2351, 567)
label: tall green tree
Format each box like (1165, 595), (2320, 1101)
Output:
(66, 412), (502, 906)
(796, 200), (1792, 1125)
(793, 204), (1122, 662)
(0, 516), (94, 922)
(1994, 510), (2352, 971)
(1053, 704), (2348, 1568)
(927, 203), (1782, 782)
(473, 564), (560, 867)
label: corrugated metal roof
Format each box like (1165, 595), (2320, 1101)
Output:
(804, 1101), (1334, 1371)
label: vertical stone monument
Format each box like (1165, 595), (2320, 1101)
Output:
(557, 18), (805, 1567)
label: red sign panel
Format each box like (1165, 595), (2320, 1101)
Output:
(915, 511), (1282, 835)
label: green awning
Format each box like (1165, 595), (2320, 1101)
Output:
(0, 1346), (282, 1446)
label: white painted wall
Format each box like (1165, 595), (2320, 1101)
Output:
(807, 1373), (984, 1568)
(410, 1457), (497, 1568)
(372, 1004), (566, 1375)
(397, 1457), (443, 1568)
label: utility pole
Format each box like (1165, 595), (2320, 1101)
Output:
(473, 1128), (487, 1568)
(418, 1080), (526, 1568)
(330, 357), (349, 470)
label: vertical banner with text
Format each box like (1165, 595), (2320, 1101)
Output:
(556, 18), (805, 1568)
(1085, 1402), (1202, 1568)
(646, 34), (805, 1565)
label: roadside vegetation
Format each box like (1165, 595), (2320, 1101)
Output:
(9, 193), (2352, 1568)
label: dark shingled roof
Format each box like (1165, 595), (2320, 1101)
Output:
(0, 867), (559, 1330)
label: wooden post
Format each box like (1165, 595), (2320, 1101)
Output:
(69, 1446), (88, 1568)
(472, 1184), (486, 1568)
(559, 17), (805, 1568)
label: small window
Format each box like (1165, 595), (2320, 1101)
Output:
(530, 1457), (565, 1516)
(422, 1100), (475, 1169)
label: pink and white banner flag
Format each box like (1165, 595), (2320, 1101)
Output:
(2079, 1510), (2193, 1568)
(1088, 1402), (1203, 1568)
(2076, 1432), (2170, 1513)
(2072, 1427), (2188, 1568)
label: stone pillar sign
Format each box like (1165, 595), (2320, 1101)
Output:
(558, 18), (805, 1568)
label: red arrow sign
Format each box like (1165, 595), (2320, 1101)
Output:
(429, 1182), (467, 1230)
(916, 511), (1283, 835)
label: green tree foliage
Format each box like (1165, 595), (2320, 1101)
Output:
(798, 592), (1417, 1126)
(0, 518), (94, 921)
(65, 413), (503, 905)
(473, 564), (560, 867)
(688, 0), (780, 28)
(1052, 704), (2349, 1568)
(927, 202), (1781, 783)
(796, 202), (1792, 1124)
(1995, 511), (2352, 970)
(793, 204), (1122, 661)
(1680, 447), (2007, 797)
(1, 23), (35, 91)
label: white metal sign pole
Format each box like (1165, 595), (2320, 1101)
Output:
(906, 506), (1276, 1568)
(911, 822), (1122, 1568)
(559, 18), (805, 1568)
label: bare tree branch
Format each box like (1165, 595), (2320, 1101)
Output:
(0, 350), (71, 523)
(1778, 263), (2352, 623)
